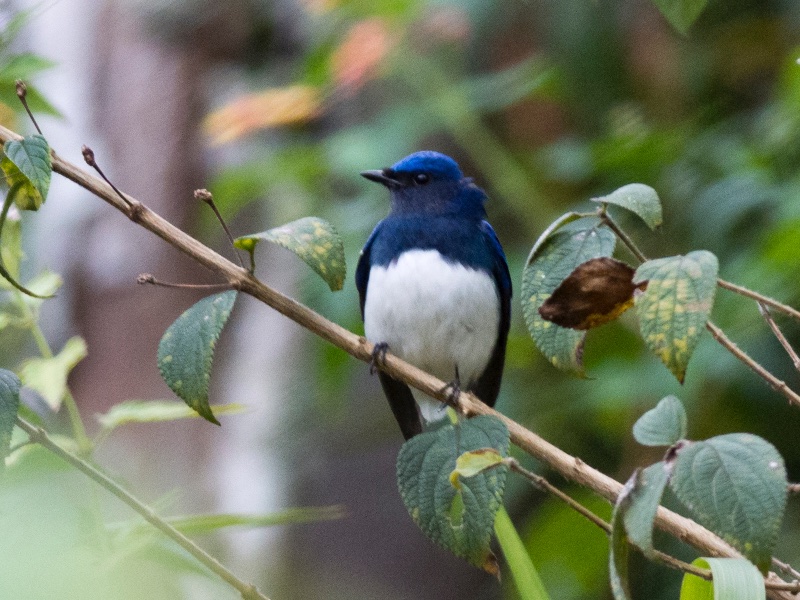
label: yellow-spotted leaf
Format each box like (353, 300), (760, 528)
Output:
(158, 291), (237, 425)
(397, 416), (509, 575)
(633, 251), (718, 383)
(235, 217), (346, 291)
(522, 224), (616, 374)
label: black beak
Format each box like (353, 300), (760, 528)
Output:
(360, 168), (400, 188)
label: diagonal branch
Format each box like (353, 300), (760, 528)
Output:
(0, 123), (795, 599)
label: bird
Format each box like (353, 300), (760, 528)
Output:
(356, 151), (512, 440)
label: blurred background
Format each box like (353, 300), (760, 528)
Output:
(0, 0), (799, 598)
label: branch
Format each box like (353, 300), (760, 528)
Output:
(505, 459), (800, 592)
(0, 124), (795, 600)
(14, 417), (269, 600)
(758, 303), (800, 373)
(718, 279), (800, 322)
(705, 320), (800, 408)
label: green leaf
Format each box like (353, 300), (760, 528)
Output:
(522, 224), (616, 374)
(0, 54), (58, 81)
(19, 336), (87, 410)
(670, 434), (787, 573)
(633, 395), (687, 446)
(397, 415), (510, 574)
(622, 462), (671, 557)
(651, 0), (709, 35)
(0, 369), (21, 467)
(609, 476), (635, 600)
(680, 558), (765, 600)
(157, 291), (237, 425)
(633, 251), (719, 383)
(96, 400), (246, 431)
(2, 134), (52, 210)
(494, 506), (552, 600)
(234, 217), (346, 291)
(524, 211), (588, 265)
(592, 183), (663, 230)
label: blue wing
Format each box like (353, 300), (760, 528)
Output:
(355, 222), (382, 318)
(470, 220), (512, 407)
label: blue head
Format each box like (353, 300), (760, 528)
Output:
(361, 151), (486, 219)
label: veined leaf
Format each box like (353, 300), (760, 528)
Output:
(235, 217), (346, 291)
(633, 251), (718, 383)
(592, 183), (663, 230)
(2, 134), (51, 210)
(632, 395), (687, 446)
(397, 415), (509, 574)
(522, 224), (616, 374)
(680, 558), (765, 600)
(0, 369), (21, 467)
(158, 291), (237, 425)
(670, 434), (787, 573)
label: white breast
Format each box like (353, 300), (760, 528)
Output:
(364, 249), (500, 421)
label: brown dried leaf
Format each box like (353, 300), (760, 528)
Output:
(538, 257), (640, 330)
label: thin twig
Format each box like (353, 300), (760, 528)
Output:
(0, 124), (794, 600)
(81, 145), (134, 210)
(137, 273), (235, 292)
(194, 189), (246, 269)
(598, 208), (648, 263)
(15, 80), (42, 135)
(706, 320), (800, 408)
(718, 279), (800, 322)
(773, 557), (800, 581)
(14, 416), (270, 600)
(758, 303), (800, 373)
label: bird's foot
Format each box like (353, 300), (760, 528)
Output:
(439, 366), (462, 412)
(369, 342), (390, 375)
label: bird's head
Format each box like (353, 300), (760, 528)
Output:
(361, 151), (486, 218)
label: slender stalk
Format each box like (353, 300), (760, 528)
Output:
(718, 279), (800, 321)
(11, 290), (92, 453)
(706, 320), (800, 408)
(0, 124), (795, 600)
(598, 209), (648, 263)
(758, 303), (800, 372)
(14, 416), (270, 600)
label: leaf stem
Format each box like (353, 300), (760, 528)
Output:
(136, 273), (235, 292)
(717, 279), (800, 321)
(15, 80), (42, 136)
(758, 303), (800, 373)
(705, 320), (800, 408)
(14, 416), (270, 600)
(598, 208), (648, 263)
(194, 189), (246, 269)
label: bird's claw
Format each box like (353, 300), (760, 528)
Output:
(370, 342), (389, 375)
(439, 366), (462, 411)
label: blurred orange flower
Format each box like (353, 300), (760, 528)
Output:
(331, 18), (397, 94)
(204, 85), (323, 145)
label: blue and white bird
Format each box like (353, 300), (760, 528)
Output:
(356, 151), (512, 440)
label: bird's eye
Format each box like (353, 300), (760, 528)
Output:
(413, 173), (430, 185)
